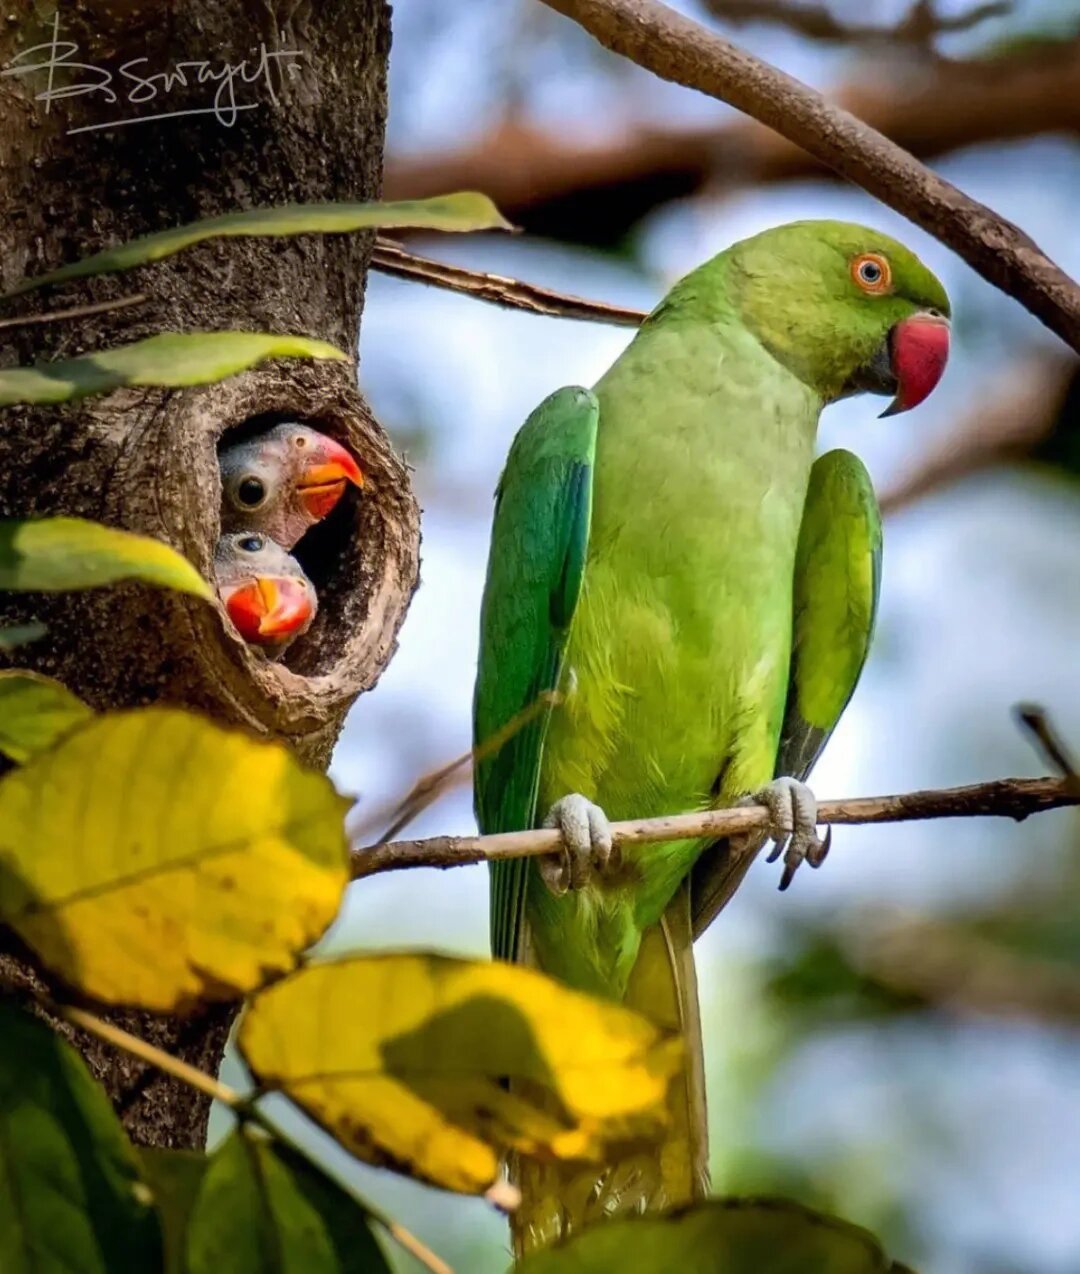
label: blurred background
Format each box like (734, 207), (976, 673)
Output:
(231, 3), (1080, 1270)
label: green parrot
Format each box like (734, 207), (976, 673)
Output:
(472, 220), (950, 1252)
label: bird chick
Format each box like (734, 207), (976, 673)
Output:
(214, 532), (317, 657)
(219, 422), (363, 550)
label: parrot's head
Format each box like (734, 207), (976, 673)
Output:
(214, 532), (317, 653)
(218, 422), (364, 550)
(728, 220), (951, 415)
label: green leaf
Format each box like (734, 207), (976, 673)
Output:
(6, 192), (513, 296)
(140, 1148), (208, 1274)
(0, 517), (211, 597)
(185, 1129), (392, 1274)
(0, 1003), (162, 1274)
(513, 1197), (914, 1273)
(239, 952), (683, 1195)
(0, 622), (47, 651)
(0, 331), (346, 406)
(0, 671), (93, 762)
(0, 706), (351, 1011)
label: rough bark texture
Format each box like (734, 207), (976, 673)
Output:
(0, 0), (417, 1149)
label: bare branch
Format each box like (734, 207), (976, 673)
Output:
(350, 775), (1078, 879)
(386, 41), (1080, 246)
(371, 238), (646, 327)
(0, 292), (148, 331)
(533, 0), (1080, 350)
(703, 0), (1010, 46)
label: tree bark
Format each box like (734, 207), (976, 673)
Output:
(0, 0), (417, 1149)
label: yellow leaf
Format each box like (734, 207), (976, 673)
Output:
(0, 517), (212, 597)
(0, 708), (350, 1011)
(0, 672), (93, 763)
(239, 953), (683, 1195)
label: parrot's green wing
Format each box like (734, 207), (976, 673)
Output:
(691, 449), (881, 937)
(774, 447), (882, 782)
(473, 386), (599, 963)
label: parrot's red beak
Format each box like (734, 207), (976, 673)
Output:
(222, 576), (313, 644)
(297, 439), (364, 520)
(880, 312), (950, 417)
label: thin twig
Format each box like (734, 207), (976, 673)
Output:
(351, 775), (1079, 879)
(58, 1002), (243, 1107)
(536, 0), (1080, 352)
(0, 292), (149, 331)
(371, 238), (646, 327)
(1014, 704), (1080, 795)
(349, 691), (564, 846)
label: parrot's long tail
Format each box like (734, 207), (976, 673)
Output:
(509, 879), (710, 1258)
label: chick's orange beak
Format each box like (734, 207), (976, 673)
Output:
(223, 576), (313, 644)
(297, 438), (364, 520)
(880, 312), (950, 417)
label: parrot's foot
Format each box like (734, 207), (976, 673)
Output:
(539, 794), (617, 895)
(739, 777), (831, 891)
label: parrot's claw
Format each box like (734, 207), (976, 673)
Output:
(740, 777), (830, 891)
(539, 793), (616, 896)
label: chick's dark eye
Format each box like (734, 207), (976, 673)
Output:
(236, 476), (266, 508)
(238, 535), (263, 553)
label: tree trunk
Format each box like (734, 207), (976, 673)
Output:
(0, 0), (417, 1150)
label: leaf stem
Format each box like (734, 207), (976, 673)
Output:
(60, 1002), (244, 1105)
(50, 997), (457, 1274)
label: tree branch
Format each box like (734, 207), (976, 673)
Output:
(350, 775), (1078, 879)
(387, 40), (1080, 246)
(533, 0), (1080, 350)
(371, 238), (646, 326)
(703, 0), (1009, 46)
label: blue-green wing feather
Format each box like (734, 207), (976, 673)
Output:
(473, 386), (599, 962)
(775, 448), (882, 781)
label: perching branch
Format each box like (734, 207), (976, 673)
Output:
(371, 238), (646, 327)
(350, 775), (1079, 879)
(703, 0), (1009, 46)
(534, 0), (1080, 351)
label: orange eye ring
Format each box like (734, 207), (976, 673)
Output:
(851, 252), (892, 294)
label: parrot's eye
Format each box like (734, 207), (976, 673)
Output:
(293, 435), (307, 449)
(238, 535), (264, 553)
(851, 253), (891, 294)
(236, 476), (267, 508)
